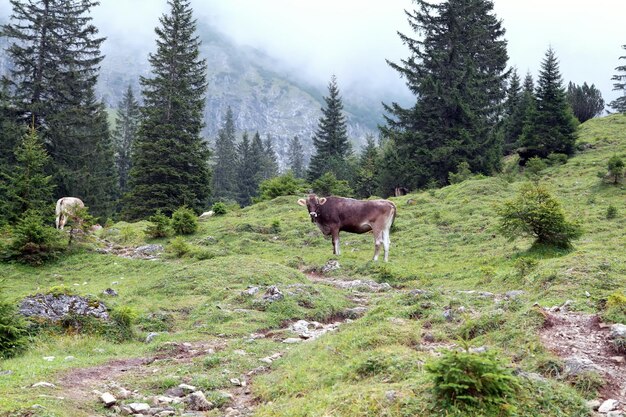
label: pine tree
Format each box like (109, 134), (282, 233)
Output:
(287, 135), (305, 178)
(521, 48), (578, 157)
(382, 0), (509, 189)
(3, 0), (117, 220)
(261, 134), (279, 180)
(355, 135), (381, 198)
(236, 132), (259, 207)
(502, 68), (523, 153)
(126, 0), (210, 218)
(0, 81), (22, 169)
(0, 127), (55, 224)
(112, 85), (140, 197)
(609, 45), (626, 113)
(566, 82), (605, 123)
(212, 107), (238, 202)
(307, 75), (351, 182)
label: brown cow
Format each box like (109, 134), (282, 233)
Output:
(55, 197), (85, 230)
(297, 194), (396, 262)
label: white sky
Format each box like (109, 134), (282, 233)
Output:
(1, 0), (624, 107)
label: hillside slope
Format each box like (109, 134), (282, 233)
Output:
(0, 115), (625, 416)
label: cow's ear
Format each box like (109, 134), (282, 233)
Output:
(318, 197), (327, 205)
(297, 199), (307, 206)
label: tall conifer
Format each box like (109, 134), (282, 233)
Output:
(307, 75), (351, 182)
(212, 107), (238, 202)
(609, 45), (626, 113)
(236, 132), (259, 206)
(382, 0), (509, 190)
(287, 136), (305, 178)
(113, 85), (140, 197)
(126, 0), (210, 218)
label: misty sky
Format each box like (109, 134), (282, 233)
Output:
(1, 0), (624, 108)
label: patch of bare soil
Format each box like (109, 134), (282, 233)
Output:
(540, 310), (626, 401)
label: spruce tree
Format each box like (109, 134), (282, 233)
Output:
(0, 127), (55, 224)
(566, 82), (605, 123)
(521, 48), (578, 157)
(382, 0), (509, 189)
(502, 68), (523, 153)
(307, 75), (351, 182)
(3, 0), (117, 220)
(261, 134), (279, 181)
(236, 132), (259, 207)
(126, 0), (210, 218)
(609, 45), (626, 113)
(112, 85), (140, 197)
(212, 107), (238, 202)
(287, 135), (305, 178)
(355, 135), (381, 198)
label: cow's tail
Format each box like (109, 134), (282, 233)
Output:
(387, 201), (397, 232)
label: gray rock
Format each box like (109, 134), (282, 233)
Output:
(178, 384), (197, 394)
(342, 307), (368, 319)
(469, 346), (488, 354)
(19, 293), (109, 321)
(564, 356), (599, 376)
(586, 399), (601, 410)
(127, 403), (151, 413)
(145, 332), (160, 343)
(607, 411), (624, 417)
(263, 286), (284, 302)
(321, 259), (341, 274)
(64, 355), (75, 361)
(599, 399), (620, 413)
(0, 370), (13, 376)
(242, 286), (259, 296)
(384, 390), (397, 402)
(134, 244), (164, 257)
(409, 289), (430, 297)
(100, 392), (117, 407)
(610, 323), (626, 339)
(164, 387), (185, 398)
(184, 391), (214, 411)
(442, 308), (454, 321)
(283, 337), (302, 344)
(505, 290), (525, 299)
(103, 288), (118, 297)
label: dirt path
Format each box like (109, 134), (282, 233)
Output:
(540, 310), (626, 403)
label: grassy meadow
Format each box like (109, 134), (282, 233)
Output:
(0, 114), (625, 416)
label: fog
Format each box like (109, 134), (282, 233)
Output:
(1, 0), (624, 107)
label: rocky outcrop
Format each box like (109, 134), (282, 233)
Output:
(19, 293), (109, 321)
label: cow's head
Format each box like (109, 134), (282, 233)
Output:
(297, 194), (327, 222)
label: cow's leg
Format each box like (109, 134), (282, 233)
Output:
(58, 214), (65, 230)
(382, 229), (391, 262)
(373, 229), (383, 261)
(55, 215), (60, 230)
(331, 230), (340, 255)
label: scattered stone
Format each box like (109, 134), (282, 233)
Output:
(103, 288), (118, 297)
(422, 332), (435, 343)
(321, 259), (341, 274)
(260, 357), (273, 364)
(586, 399), (601, 411)
(127, 402), (151, 413)
(585, 291), (591, 297)
(184, 391), (214, 411)
(199, 211), (214, 219)
(230, 378), (243, 386)
(469, 346), (488, 354)
(409, 289), (430, 297)
(283, 337), (302, 344)
(610, 324), (626, 339)
(100, 392), (117, 407)
(326, 279), (391, 292)
(610, 356), (625, 364)
(607, 411), (624, 417)
(263, 286), (284, 302)
(0, 370), (13, 376)
(178, 384), (197, 394)
(164, 387), (185, 398)
(504, 290), (525, 299)
(442, 308), (454, 321)
(43, 356), (55, 361)
(20, 294), (109, 321)
(598, 399), (620, 413)
(64, 356), (75, 361)
(134, 244), (164, 258)
(233, 349), (247, 356)
(564, 356), (599, 376)
(384, 390), (397, 402)
(242, 286), (259, 296)
(145, 332), (160, 343)
(117, 387), (132, 399)
(153, 395), (175, 405)
(32, 382), (56, 388)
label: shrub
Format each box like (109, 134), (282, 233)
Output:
(524, 157), (547, 182)
(109, 306), (138, 341)
(0, 289), (28, 359)
(606, 205), (618, 219)
(171, 206), (198, 235)
(448, 161), (472, 184)
(311, 172), (353, 197)
(513, 257), (538, 277)
(145, 210), (172, 238)
(3, 210), (64, 266)
(603, 290), (626, 325)
(546, 153), (568, 166)
(167, 236), (191, 258)
(607, 155), (624, 184)
(256, 172), (308, 202)
(211, 202), (228, 216)
(425, 347), (519, 412)
(496, 183), (582, 248)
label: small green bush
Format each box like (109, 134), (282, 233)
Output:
(513, 257), (538, 277)
(311, 172), (353, 197)
(524, 157), (547, 182)
(256, 171), (308, 202)
(171, 206), (198, 235)
(145, 210), (172, 238)
(109, 306), (138, 341)
(496, 183), (582, 248)
(449, 161), (472, 184)
(0, 289), (28, 359)
(546, 153), (568, 166)
(607, 155), (624, 184)
(211, 202), (228, 216)
(606, 205), (618, 219)
(3, 210), (64, 266)
(603, 290), (626, 325)
(425, 348), (519, 412)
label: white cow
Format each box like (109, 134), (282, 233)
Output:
(55, 197), (85, 230)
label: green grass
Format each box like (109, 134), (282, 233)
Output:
(1, 114), (625, 416)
